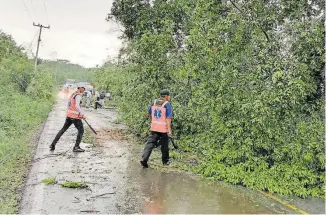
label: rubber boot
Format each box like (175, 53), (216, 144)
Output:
(140, 160), (149, 168)
(73, 143), (85, 152)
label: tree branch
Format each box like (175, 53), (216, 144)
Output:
(228, 0), (270, 42)
(229, 0), (243, 13)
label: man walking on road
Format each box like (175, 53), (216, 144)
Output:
(85, 89), (92, 108)
(95, 91), (106, 109)
(94, 90), (101, 109)
(50, 83), (87, 152)
(140, 89), (173, 168)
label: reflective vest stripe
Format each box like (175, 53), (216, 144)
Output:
(162, 101), (168, 107)
(152, 121), (168, 125)
(67, 109), (79, 115)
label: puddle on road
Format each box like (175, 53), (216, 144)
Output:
(85, 109), (291, 214)
(112, 146), (289, 214)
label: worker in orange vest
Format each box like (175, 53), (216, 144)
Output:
(140, 89), (173, 168)
(50, 83), (87, 152)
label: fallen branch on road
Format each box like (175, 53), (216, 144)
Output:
(90, 192), (116, 198)
(80, 210), (100, 213)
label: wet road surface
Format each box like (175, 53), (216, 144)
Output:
(19, 95), (303, 214)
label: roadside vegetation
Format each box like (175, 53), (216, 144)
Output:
(0, 31), (56, 213)
(92, 0), (325, 198)
(38, 59), (93, 86)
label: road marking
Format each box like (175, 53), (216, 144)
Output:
(260, 191), (309, 214)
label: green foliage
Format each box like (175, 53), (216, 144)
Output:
(26, 70), (55, 100)
(37, 59), (93, 85)
(91, 63), (136, 106)
(61, 181), (88, 189)
(0, 31), (55, 213)
(83, 128), (95, 145)
(42, 178), (57, 185)
(98, 0), (325, 198)
(0, 31), (33, 92)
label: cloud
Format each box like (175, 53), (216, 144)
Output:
(40, 29), (122, 67)
(1, 25), (122, 68)
(0, 0), (122, 68)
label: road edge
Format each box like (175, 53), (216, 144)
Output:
(17, 108), (52, 213)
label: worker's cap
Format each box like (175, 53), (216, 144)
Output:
(77, 83), (86, 89)
(160, 89), (170, 96)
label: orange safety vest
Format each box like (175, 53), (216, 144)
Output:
(151, 100), (169, 133)
(66, 92), (83, 119)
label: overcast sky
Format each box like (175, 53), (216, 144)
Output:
(0, 0), (122, 68)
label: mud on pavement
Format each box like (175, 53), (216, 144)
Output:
(19, 95), (317, 214)
(19, 96), (131, 214)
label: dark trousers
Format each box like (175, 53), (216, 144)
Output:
(142, 131), (169, 164)
(94, 97), (102, 109)
(51, 117), (84, 147)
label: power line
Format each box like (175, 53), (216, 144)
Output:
(28, 29), (39, 51)
(21, 0), (33, 22)
(28, 30), (39, 52)
(43, 0), (49, 25)
(27, 34), (37, 58)
(30, 0), (38, 21)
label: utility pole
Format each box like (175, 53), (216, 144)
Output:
(33, 22), (50, 71)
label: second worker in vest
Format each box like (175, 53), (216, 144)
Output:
(49, 83), (87, 152)
(140, 89), (173, 168)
